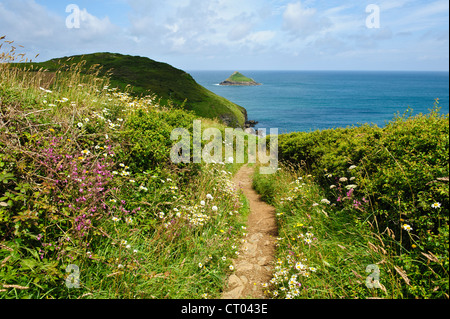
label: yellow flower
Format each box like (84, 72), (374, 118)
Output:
(49, 128), (55, 133)
(412, 244), (417, 248)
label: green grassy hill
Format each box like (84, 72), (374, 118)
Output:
(18, 53), (248, 128)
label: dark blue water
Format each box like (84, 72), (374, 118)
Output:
(188, 71), (449, 134)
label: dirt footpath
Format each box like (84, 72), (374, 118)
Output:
(221, 165), (278, 299)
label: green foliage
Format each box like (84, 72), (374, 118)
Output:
(0, 42), (249, 299)
(16, 53), (248, 127)
(272, 104), (449, 298)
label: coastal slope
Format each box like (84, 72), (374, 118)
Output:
(19, 53), (248, 128)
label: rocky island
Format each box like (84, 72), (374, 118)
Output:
(219, 71), (261, 86)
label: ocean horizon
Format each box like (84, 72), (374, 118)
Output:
(188, 70), (449, 134)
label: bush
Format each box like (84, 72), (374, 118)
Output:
(275, 105), (449, 298)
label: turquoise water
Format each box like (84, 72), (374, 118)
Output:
(188, 71), (449, 134)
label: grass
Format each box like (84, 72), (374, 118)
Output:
(13, 52), (248, 128)
(1, 36), (447, 300)
(253, 106), (449, 299)
(0, 38), (253, 299)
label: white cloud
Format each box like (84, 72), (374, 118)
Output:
(282, 1), (332, 38)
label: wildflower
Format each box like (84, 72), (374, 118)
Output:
(125, 217), (133, 224)
(309, 267), (317, 272)
(119, 163), (125, 167)
(312, 203), (319, 207)
(158, 212), (165, 219)
(206, 194), (213, 200)
(133, 249), (138, 253)
(349, 165), (357, 170)
(125, 245), (131, 249)
(295, 262), (306, 271)
(118, 264), (124, 269)
(222, 256), (226, 261)
(49, 128), (55, 133)
(320, 199), (331, 205)
(402, 224), (413, 232)
(77, 122), (83, 128)
(81, 150), (90, 155)
(198, 263), (203, 268)
(202, 293), (208, 299)
(229, 265), (234, 271)
(112, 216), (120, 222)
(339, 177), (348, 182)
(212, 206), (218, 212)
(304, 238), (312, 244)
(431, 202), (441, 209)
(345, 184), (357, 190)
(129, 179), (135, 183)
(200, 200), (206, 206)
(139, 185), (148, 191)
(330, 185), (336, 189)
(84, 118), (90, 123)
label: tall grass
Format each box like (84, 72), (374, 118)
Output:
(0, 38), (250, 299)
(255, 107), (449, 299)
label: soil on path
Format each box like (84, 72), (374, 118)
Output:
(221, 165), (278, 299)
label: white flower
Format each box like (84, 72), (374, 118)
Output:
(349, 165), (357, 170)
(112, 216), (120, 222)
(345, 184), (357, 190)
(312, 203), (319, 207)
(200, 200), (206, 206)
(431, 202), (441, 209)
(158, 212), (165, 219)
(212, 206), (218, 212)
(320, 199), (331, 205)
(402, 224), (413, 232)
(339, 177), (348, 182)
(198, 263), (203, 268)
(139, 185), (148, 192)
(206, 194), (213, 200)
(229, 265), (234, 271)
(295, 262), (306, 271)
(330, 185), (336, 189)
(77, 122), (83, 128)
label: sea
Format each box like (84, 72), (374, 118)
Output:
(188, 70), (449, 134)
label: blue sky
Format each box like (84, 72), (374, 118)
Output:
(0, 0), (448, 70)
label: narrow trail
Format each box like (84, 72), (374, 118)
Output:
(221, 165), (278, 299)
